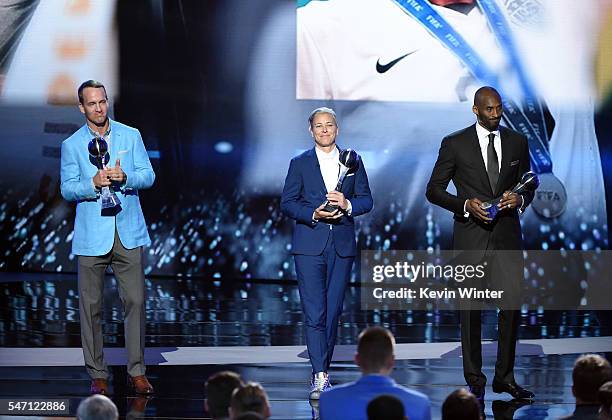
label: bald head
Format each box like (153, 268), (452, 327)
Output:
(472, 86), (502, 131)
(474, 86), (501, 107)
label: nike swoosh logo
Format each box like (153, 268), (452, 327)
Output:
(375, 50), (417, 74)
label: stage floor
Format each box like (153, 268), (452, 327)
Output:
(1, 272), (611, 419)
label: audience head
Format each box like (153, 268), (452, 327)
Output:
(76, 394), (118, 420)
(367, 394), (406, 420)
(441, 388), (482, 420)
(234, 413), (265, 420)
(355, 326), (395, 375)
(206, 371), (245, 419)
(599, 381), (612, 419)
(229, 382), (271, 420)
(572, 354), (612, 404)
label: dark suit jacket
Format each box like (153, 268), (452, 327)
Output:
(558, 404), (600, 420)
(280, 147), (373, 257)
(426, 124), (533, 251)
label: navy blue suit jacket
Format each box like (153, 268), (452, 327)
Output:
(280, 147), (373, 257)
(319, 375), (432, 420)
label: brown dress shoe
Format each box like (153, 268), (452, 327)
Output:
(128, 375), (154, 395)
(128, 396), (150, 414)
(90, 378), (109, 395)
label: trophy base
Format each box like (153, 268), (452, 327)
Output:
(322, 202), (338, 213)
(480, 200), (500, 220)
(101, 191), (122, 210)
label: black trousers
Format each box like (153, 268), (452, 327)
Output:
(460, 252), (522, 386)
(461, 308), (519, 386)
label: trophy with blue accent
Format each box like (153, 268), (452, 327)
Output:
(480, 171), (539, 220)
(88, 136), (121, 212)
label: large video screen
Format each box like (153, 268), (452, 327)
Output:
(1, 0), (611, 280)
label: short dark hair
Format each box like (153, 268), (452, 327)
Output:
(235, 413), (265, 420)
(78, 80), (107, 104)
(473, 86), (501, 107)
(205, 371), (244, 419)
(367, 394), (405, 420)
(573, 354), (612, 403)
(442, 388), (481, 420)
(357, 327), (394, 372)
(230, 382), (269, 418)
(599, 381), (612, 415)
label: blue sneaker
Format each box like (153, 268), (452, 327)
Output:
(309, 372), (331, 400)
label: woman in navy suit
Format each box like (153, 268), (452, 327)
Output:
(280, 107), (373, 399)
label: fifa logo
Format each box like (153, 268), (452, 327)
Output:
(536, 190), (561, 202)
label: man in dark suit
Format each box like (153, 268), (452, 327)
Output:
(426, 87), (535, 402)
(281, 107), (373, 399)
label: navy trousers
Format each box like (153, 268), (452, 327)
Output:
(294, 233), (353, 373)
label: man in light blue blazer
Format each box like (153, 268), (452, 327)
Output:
(60, 80), (155, 396)
(280, 107), (373, 399)
(319, 327), (431, 420)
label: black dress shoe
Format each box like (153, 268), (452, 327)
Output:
(492, 399), (533, 420)
(492, 380), (535, 400)
(469, 384), (485, 402)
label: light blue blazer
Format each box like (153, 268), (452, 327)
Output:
(60, 119), (155, 256)
(319, 375), (431, 420)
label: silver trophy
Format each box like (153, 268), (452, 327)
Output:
(88, 136), (121, 212)
(322, 148), (359, 212)
(480, 171), (540, 219)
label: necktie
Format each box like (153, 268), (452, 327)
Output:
(429, 0), (474, 6)
(487, 132), (499, 193)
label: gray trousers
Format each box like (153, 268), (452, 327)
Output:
(77, 229), (146, 379)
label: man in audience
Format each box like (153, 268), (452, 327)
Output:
(560, 354), (612, 420)
(441, 388), (482, 420)
(206, 371), (245, 420)
(367, 394), (406, 420)
(76, 394), (118, 420)
(599, 381), (612, 420)
(319, 326), (431, 420)
(235, 414), (265, 420)
(229, 382), (271, 420)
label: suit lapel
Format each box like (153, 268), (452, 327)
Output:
(468, 124), (494, 196)
(307, 147), (328, 195)
(109, 119), (120, 167)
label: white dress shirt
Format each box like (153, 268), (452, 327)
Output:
(314, 146), (352, 221)
(475, 122), (501, 171)
(316, 146), (340, 192)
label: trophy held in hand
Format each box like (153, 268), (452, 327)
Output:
(322, 148), (359, 213)
(480, 171), (539, 219)
(88, 136), (121, 213)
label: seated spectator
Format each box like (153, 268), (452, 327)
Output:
(229, 382), (271, 420)
(559, 354), (612, 420)
(441, 388), (482, 420)
(598, 381), (612, 420)
(367, 394), (406, 420)
(319, 326), (431, 420)
(76, 394), (118, 420)
(206, 371), (245, 420)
